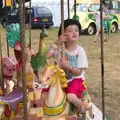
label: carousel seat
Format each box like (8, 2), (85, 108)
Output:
(0, 87), (23, 109)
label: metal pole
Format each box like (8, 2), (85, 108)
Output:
(74, 0), (76, 19)
(0, 30), (5, 95)
(100, 0), (105, 120)
(29, 0), (31, 49)
(5, 0), (10, 57)
(67, 0), (70, 19)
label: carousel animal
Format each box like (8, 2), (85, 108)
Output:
(30, 27), (48, 79)
(16, 47), (37, 106)
(0, 51), (37, 119)
(6, 23), (48, 107)
(2, 56), (17, 95)
(38, 63), (94, 120)
(6, 23), (47, 79)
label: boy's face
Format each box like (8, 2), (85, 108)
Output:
(64, 25), (79, 42)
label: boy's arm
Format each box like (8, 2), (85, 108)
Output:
(69, 67), (86, 76)
(60, 59), (87, 76)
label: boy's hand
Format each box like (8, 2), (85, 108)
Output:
(57, 33), (69, 44)
(60, 58), (72, 71)
(24, 47), (32, 61)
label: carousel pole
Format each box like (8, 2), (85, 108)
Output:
(100, 0), (105, 120)
(67, 0), (70, 19)
(4, 0), (10, 57)
(29, 0), (31, 49)
(0, 31), (5, 95)
(60, 0), (65, 59)
(18, 0), (28, 119)
(74, 0), (76, 20)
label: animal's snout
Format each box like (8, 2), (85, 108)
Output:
(9, 67), (16, 72)
(9, 69), (12, 72)
(13, 68), (15, 71)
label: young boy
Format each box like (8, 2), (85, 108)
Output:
(44, 19), (92, 114)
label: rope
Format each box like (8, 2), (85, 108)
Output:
(18, 0), (28, 119)
(29, 0), (32, 49)
(60, 0), (65, 59)
(100, 0), (105, 120)
(0, 30), (5, 95)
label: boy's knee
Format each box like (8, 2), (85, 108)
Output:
(67, 93), (77, 103)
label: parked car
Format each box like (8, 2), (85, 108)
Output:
(1, 6), (54, 28)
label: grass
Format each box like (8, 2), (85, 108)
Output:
(0, 27), (120, 120)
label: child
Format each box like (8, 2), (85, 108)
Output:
(45, 19), (91, 113)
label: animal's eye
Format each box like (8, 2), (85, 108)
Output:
(38, 81), (41, 84)
(47, 77), (49, 80)
(13, 68), (15, 71)
(3, 64), (6, 67)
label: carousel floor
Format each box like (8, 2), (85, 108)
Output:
(14, 89), (106, 120)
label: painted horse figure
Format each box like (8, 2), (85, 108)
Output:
(39, 63), (94, 120)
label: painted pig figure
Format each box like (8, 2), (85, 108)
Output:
(2, 57), (17, 95)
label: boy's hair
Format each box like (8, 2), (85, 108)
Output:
(58, 19), (81, 37)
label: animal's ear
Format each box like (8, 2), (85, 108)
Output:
(9, 56), (14, 62)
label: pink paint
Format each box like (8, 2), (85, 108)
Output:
(3, 57), (16, 77)
(2, 57), (16, 95)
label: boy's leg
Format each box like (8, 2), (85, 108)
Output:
(67, 93), (84, 111)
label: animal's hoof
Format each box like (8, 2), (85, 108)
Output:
(33, 104), (37, 108)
